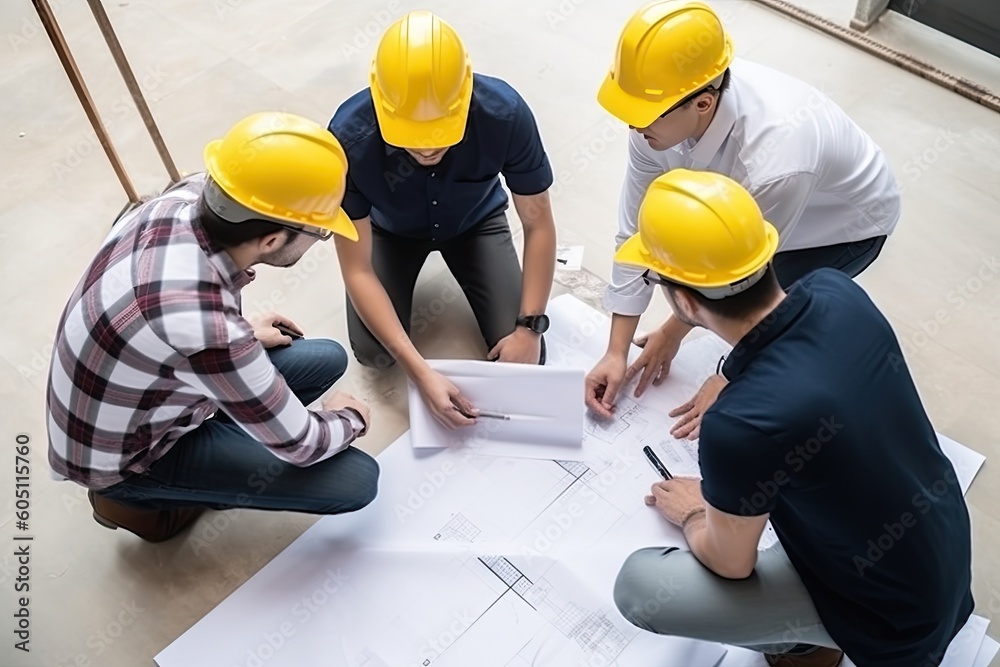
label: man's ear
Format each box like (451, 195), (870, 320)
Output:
(257, 230), (287, 254)
(671, 286), (703, 324)
(696, 92), (716, 114)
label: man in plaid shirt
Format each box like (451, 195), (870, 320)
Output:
(46, 113), (379, 543)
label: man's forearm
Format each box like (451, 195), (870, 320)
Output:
(607, 313), (641, 357)
(520, 219), (556, 318)
(684, 512), (754, 579)
(346, 272), (428, 380)
(682, 511), (721, 572)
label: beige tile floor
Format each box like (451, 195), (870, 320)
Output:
(1, 0), (998, 665)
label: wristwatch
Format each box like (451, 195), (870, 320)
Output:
(516, 314), (550, 334)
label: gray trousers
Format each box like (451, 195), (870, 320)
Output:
(613, 543), (839, 653)
(347, 213), (522, 368)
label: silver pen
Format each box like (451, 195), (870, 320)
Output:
(475, 410), (510, 420)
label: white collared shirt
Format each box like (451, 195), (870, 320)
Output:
(605, 58), (901, 316)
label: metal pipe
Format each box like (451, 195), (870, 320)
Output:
(752, 0), (1000, 114)
(31, 0), (140, 202)
(85, 0), (180, 184)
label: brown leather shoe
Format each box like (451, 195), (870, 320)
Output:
(765, 647), (844, 667)
(89, 491), (204, 543)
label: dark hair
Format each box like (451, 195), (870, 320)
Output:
(196, 196), (293, 249)
(678, 68), (732, 109)
(666, 264), (781, 322)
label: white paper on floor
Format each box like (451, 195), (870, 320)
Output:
(408, 359), (586, 460)
(556, 244), (584, 270)
(155, 295), (987, 667)
(974, 635), (1000, 667)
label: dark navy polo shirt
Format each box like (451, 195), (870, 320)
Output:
(700, 269), (973, 666)
(328, 74), (554, 242)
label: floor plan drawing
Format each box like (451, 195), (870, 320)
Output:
(156, 297), (987, 667)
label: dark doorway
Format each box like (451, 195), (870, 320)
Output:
(889, 0), (1000, 58)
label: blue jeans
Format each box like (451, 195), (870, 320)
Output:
(97, 339), (379, 515)
(772, 235), (887, 289)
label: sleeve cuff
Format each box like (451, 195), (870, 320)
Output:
(341, 407), (368, 437)
(342, 192), (372, 221)
(602, 284), (655, 317)
(504, 161), (555, 196)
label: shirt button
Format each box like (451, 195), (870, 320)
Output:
(430, 172), (436, 178)
(434, 224), (440, 228)
(431, 200), (438, 206)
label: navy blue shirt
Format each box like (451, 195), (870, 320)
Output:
(700, 270), (973, 666)
(328, 75), (554, 242)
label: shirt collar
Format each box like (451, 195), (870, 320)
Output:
(722, 283), (811, 378)
(189, 198), (255, 290)
(686, 88), (738, 168)
(211, 249), (254, 290)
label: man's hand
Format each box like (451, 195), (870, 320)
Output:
(669, 374), (728, 440)
(322, 391), (372, 436)
(417, 370), (478, 429)
(585, 352), (627, 419)
(625, 326), (683, 398)
(489, 328), (541, 364)
(644, 478), (706, 527)
(251, 313), (304, 349)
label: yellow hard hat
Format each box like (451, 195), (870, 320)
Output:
(370, 11), (474, 149)
(615, 169), (779, 298)
(598, 0), (734, 128)
(204, 112), (358, 241)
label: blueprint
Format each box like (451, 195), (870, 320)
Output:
(155, 295), (987, 667)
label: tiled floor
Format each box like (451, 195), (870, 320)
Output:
(1, 1), (998, 665)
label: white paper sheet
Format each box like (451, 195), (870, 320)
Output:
(408, 359), (586, 460)
(155, 432), (727, 667)
(556, 244), (584, 271)
(974, 634), (999, 667)
(939, 433), (987, 495)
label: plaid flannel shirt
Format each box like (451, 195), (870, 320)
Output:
(46, 173), (360, 489)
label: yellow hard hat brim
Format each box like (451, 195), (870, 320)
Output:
(597, 73), (684, 129)
(615, 221), (782, 289)
(374, 106), (469, 150)
(204, 139), (226, 187)
(614, 233), (658, 273)
(328, 208), (359, 242)
(371, 81), (470, 148)
(205, 138), (358, 242)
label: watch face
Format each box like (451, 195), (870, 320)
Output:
(534, 314), (550, 334)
